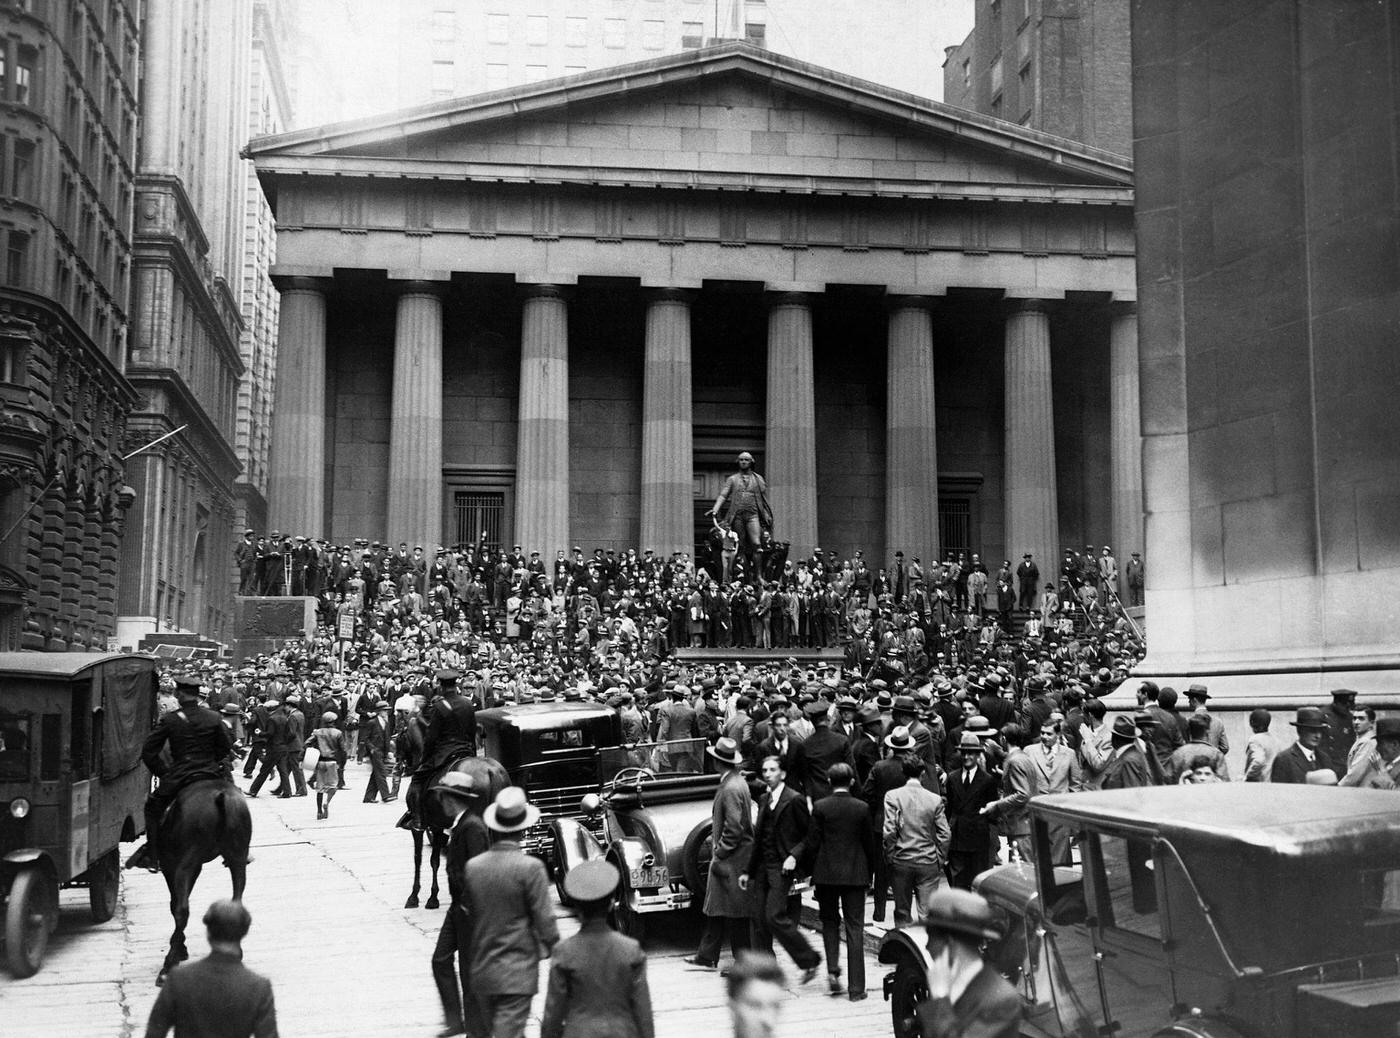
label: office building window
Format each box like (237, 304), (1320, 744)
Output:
(962, 58), (970, 90)
(524, 64), (548, 83)
(603, 18), (625, 48)
(6, 231), (29, 288)
(564, 16), (586, 47)
(642, 19), (664, 50)
(0, 334), (25, 385)
(10, 139), (34, 201)
(1018, 28), (1031, 66)
(990, 54), (1003, 95)
(15, 47), (36, 105)
(682, 21), (703, 47)
(485, 63), (508, 90)
(526, 14), (548, 45)
(486, 13), (509, 44)
(745, 22), (766, 47)
(431, 60), (454, 96)
(431, 7), (456, 43)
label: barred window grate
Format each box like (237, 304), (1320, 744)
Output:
(939, 498), (971, 560)
(454, 492), (504, 552)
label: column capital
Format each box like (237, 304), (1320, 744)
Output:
(766, 290), (819, 309)
(1004, 297), (1052, 316)
(271, 274), (331, 294)
(644, 287), (695, 306)
(517, 282), (572, 302)
(392, 279), (448, 300)
(885, 293), (940, 313)
(763, 280), (825, 295)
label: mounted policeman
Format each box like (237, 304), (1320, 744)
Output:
(404, 669), (478, 830)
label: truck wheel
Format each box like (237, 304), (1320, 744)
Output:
(5, 868), (54, 978)
(88, 849), (121, 924)
(681, 821), (714, 897)
(889, 959), (928, 1038)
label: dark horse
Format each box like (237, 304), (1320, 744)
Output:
(396, 722), (508, 909)
(156, 779), (252, 982)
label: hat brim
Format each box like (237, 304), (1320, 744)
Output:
(923, 916), (1001, 942)
(706, 745), (745, 767)
(484, 801), (541, 832)
(884, 737), (915, 751)
(1291, 721), (1328, 730)
(431, 784), (482, 800)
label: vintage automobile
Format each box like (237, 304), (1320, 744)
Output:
(1, 652), (159, 978)
(476, 701), (622, 869)
(878, 785), (1400, 1038)
(551, 739), (719, 938)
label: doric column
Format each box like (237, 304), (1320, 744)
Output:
(267, 277), (327, 538)
(1109, 302), (1144, 592)
(885, 297), (939, 563)
(515, 285), (570, 556)
(640, 290), (694, 557)
(766, 292), (819, 558)
(1004, 300), (1059, 574)
(387, 282), (445, 551)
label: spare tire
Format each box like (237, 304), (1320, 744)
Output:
(681, 820), (713, 897)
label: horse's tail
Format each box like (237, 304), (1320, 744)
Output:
(214, 789), (228, 838)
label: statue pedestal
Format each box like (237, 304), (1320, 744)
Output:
(233, 596), (317, 663)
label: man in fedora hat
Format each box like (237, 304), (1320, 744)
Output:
(464, 788), (559, 1038)
(1101, 716), (1154, 790)
(1272, 707), (1335, 784)
(915, 888), (1020, 1038)
(542, 860), (655, 1038)
(1185, 684), (1229, 755)
(1340, 717), (1400, 789)
(944, 733), (999, 889)
(686, 737), (756, 970)
(431, 772), (490, 1037)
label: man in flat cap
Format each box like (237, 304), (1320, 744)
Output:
(128, 675), (235, 872)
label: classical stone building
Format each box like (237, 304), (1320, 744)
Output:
(1128, 0), (1400, 701)
(943, 0), (1131, 158)
(0, 0), (139, 651)
(249, 44), (1137, 571)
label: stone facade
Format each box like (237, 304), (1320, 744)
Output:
(251, 45), (1137, 572)
(943, 0), (1132, 158)
(1129, 0), (1400, 700)
(0, 0), (140, 651)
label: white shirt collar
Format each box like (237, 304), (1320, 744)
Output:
(769, 782), (785, 807)
(1299, 744), (1316, 763)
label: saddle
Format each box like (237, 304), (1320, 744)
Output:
(397, 752), (474, 832)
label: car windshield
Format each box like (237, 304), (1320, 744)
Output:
(0, 712), (31, 780)
(599, 738), (708, 781)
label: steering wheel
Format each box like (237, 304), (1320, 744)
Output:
(609, 766), (655, 793)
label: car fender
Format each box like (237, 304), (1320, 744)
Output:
(1, 849), (58, 889)
(548, 815), (604, 878)
(878, 924), (933, 973)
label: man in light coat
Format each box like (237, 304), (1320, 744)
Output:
(1029, 720), (1082, 864)
(464, 787), (559, 1038)
(686, 738), (755, 970)
(883, 755), (952, 926)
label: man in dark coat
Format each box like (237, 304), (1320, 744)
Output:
(795, 763), (874, 1001)
(756, 709), (802, 780)
(431, 772), (491, 1037)
(363, 703), (396, 804)
(796, 700), (853, 801)
(234, 530), (258, 596)
(654, 684), (700, 773)
(1321, 688), (1358, 767)
(1272, 707), (1335, 784)
(915, 889), (1021, 1038)
(418, 671), (477, 775)
(129, 676), (235, 872)
(686, 738), (754, 969)
(1015, 553), (1039, 610)
(464, 788), (560, 1038)
(849, 705), (885, 790)
(743, 755), (821, 982)
(1101, 717), (1155, 790)
(944, 733), (999, 889)
(144, 900), (276, 1038)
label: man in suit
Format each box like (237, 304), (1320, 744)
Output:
(144, 899), (276, 1038)
(234, 530), (258, 596)
(541, 860), (654, 1038)
(944, 733), (999, 890)
(1101, 716), (1155, 790)
(915, 889), (1022, 1038)
(850, 704), (885, 790)
(983, 724), (1038, 864)
(721, 694), (758, 770)
(464, 788), (559, 1038)
(756, 708), (802, 780)
(1029, 720), (1082, 863)
(1166, 715), (1231, 784)
(883, 755), (952, 926)
(1272, 707), (1335, 783)
(795, 763), (874, 1001)
(686, 738), (754, 970)
(797, 700), (852, 802)
(1125, 550), (1145, 606)
(862, 725), (920, 922)
(431, 773), (490, 1038)
(741, 755), (821, 983)
(655, 683), (700, 773)
(363, 702), (396, 803)
(1015, 553), (1039, 611)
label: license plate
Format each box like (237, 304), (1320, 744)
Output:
(630, 865), (668, 890)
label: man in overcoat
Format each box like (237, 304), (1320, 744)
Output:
(463, 788), (559, 1038)
(686, 738), (754, 969)
(944, 733), (999, 889)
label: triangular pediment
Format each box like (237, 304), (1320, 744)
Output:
(250, 43), (1131, 197)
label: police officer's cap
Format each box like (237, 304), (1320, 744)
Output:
(436, 669), (460, 685)
(563, 860), (620, 904)
(173, 675), (202, 697)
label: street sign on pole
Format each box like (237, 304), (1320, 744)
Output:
(337, 613), (354, 642)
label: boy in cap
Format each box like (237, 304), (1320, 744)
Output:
(305, 711), (347, 819)
(541, 861), (654, 1038)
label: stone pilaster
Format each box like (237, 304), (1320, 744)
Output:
(640, 290), (694, 557)
(515, 285), (570, 556)
(387, 283), (445, 551)
(266, 278), (327, 538)
(885, 297), (939, 563)
(1004, 300), (1059, 573)
(766, 293), (819, 557)
(1109, 302), (1143, 594)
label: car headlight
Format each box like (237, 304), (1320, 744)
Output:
(9, 797), (30, 819)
